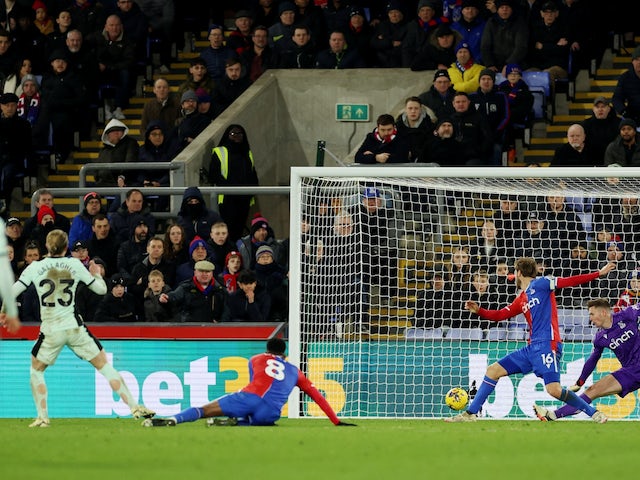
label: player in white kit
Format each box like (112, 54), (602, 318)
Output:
(12, 229), (155, 427)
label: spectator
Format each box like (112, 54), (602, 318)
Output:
(5, 216), (26, 262)
(87, 213), (119, 277)
(469, 219), (509, 274)
(419, 116), (466, 165)
(175, 235), (210, 284)
(450, 91), (493, 165)
(76, 257), (107, 322)
(23, 188), (70, 239)
(267, 2), (296, 53)
(255, 0), (279, 29)
(137, 0), (174, 73)
(70, 239), (90, 268)
(162, 222), (189, 265)
(171, 89), (211, 152)
(28, 204), (57, 255)
(39, 48), (85, 165)
(136, 121), (177, 212)
(140, 77), (180, 134)
(16, 74), (46, 153)
(177, 57), (214, 99)
(344, 6), (374, 67)
(222, 269), (271, 322)
(176, 186), (221, 243)
(457, 269), (501, 329)
(598, 240), (633, 304)
(354, 113), (410, 164)
(414, 271), (452, 328)
(0, 91), (31, 214)
(92, 118), (139, 187)
(0, 30), (18, 82)
(315, 30), (365, 69)
(612, 48), (640, 125)
(195, 87), (216, 122)
(208, 124), (259, 242)
(447, 41), (485, 94)
(130, 236), (176, 316)
(86, 14), (135, 120)
(206, 221), (236, 274)
(160, 260), (225, 323)
(604, 118), (640, 167)
(515, 211), (553, 262)
(451, 0), (486, 63)
(114, 0), (147, 64)
(211, 56), (251, 117)
(218, 250), (243, 294)
(592, 196), (640, 257)
(68, 0), (106, 38)
(526, 1), (569, 88)
(470, 68), (510, 165)
(200, 24), (234, 81)
(396, 96), (436, 161)
(143, 269), (174, 322)
(110, 188), (156, 243)
(16, 241), (41, 323)
(240, 25), (278, 83)
(417, 69), (456, 121)
(2, 57), (32, 95)
(237, 212), (282, 270)
(542, 194), (587, 269)
(94, 273), (137, 322)
(294, 0), (327, 50)
(69, 191), (105, 245)
(555, 241), (598, 307)
(278, 25), (316, 69)
(45, 10), (73, 58)
(411, 23), (459, 72)
(370, 1), (407, 68)
(402, 0), (448, 67)
(581, 96), (620, 164)
(550, 123), (599, 167)
(10, 7), (47, 74)
(497, 63), (534, 148)
(612, 268), (640, 313)
(480, 0), (528, 75)
(116, 215), (150, 275)
(323, 0), (350, 33)
(227, 10), (253, 56)
(446, 245), (472, 292)
(254, 244), (288, 321)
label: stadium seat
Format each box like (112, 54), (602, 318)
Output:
(405, 327), (444, 339)
(485, 328), (507, 341)
(557, 308), (589, 331)
(446, 328), (484, 340)
(506, 328), (528, 341)
(564, 325), (597, 342)
(522, 71), (551, 122)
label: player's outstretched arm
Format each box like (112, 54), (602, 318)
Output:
(598, 262), (616, 277)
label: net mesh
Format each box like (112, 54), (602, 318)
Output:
(294, 172), (640, 419)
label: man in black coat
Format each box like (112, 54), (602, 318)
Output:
(354, 113), (410, 164)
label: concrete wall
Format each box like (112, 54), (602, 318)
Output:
(171, 68), (433, 236)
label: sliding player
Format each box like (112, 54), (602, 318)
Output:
(446, 257), (615, 423)
(534, 298), (640, 421)
(145, 338), (356, 427)
(12, 230), (155, 427)
(0, 218), (20, 333)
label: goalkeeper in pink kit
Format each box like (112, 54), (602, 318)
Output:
(145, 338), (355, 427)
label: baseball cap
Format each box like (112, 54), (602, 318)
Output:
(363, 187), (380, 198)
(194, 260), (215, 271)
(72, 240), (88, 251)
(593, 96), (609, 106)
(0, 92), (19, 104)
(6, 217), (21, 226)
(527, 211), (544, 221)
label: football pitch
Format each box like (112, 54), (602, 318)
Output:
(1, 418), (637, 480)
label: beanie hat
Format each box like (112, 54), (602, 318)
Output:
(110, 273), (127, 288)
(83, 191), (101, 206)
(195, 87), (211, 103)
(619, 118), (637, 130)
(386, 0), (403, 13)
(436, 116), (454, 128)
(180, 89), (198, 103)
(20, 73), (39, 87)
(433, 69), (450, 82)
(37, 205), (55, 224)
(32, 0), (46, 11)
(250, 213), (269, 235)
(225, 250), (242, 267)
(256, 244), (274, 260)
(479, 68), (495, 81)
(455, 42), (471, 54)
(189, 236), (207, 256)
(505, 63), (521, 76)
(278, 1), (295, 15)
(607, 240), (624, 251)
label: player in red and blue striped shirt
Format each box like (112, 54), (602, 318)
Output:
(145, 338), (355, 427)
(446, 256), (615, 423)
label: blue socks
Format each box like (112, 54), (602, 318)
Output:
(559, 388), (596, 416)
(174, 407), (204, 424)
(467, 376), (498, 415)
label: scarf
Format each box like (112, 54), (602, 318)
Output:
(17, 93), (40, 126)
(223, 272), (238, 293)
(374, 127), (397, 143)
(192, 277), (213, 295)
(454, 59), (474, 73)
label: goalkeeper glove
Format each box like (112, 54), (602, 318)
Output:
(569, 379), (585, 392)
(336, 421), (356, 426)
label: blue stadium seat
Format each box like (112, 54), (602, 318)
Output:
(405, 327), (444, 339)
(446, 328), (484, 340)
(564, 325), (597, 342)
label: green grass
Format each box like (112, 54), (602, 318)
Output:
(2, 418), (637, 480)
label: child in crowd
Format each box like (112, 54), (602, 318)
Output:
(144, 270), (174, 322)
(70, 240), (91, 268)
(218, 250), (243, 293)
(613, 268), (640, 313)
(207, 221), (236, 273)
(33, 0), (54, 35)
(94, 274), (137, 322)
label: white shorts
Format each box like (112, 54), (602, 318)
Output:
(32, 326), (103, 366)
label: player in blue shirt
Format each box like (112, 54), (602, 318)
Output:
(144, 338), (356, 427)
(446, 257), (615, 423)
(534, 299), (640, 421)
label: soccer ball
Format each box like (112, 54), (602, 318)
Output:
(445, 387), (469, 411)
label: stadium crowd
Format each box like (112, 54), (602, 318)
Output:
(0, 0), (637, 328)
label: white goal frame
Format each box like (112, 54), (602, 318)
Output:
(287, 166), (640, 420)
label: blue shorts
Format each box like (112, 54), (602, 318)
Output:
(499, 342), (563, 385)
(217, 391), (281, 426)
(612, 365), (640, 397)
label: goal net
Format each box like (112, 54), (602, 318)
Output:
(288, 166), (640, 420)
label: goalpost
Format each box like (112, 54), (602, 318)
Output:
(288, 166), (640, 420)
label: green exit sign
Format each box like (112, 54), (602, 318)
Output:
(336, 103), (370, 122)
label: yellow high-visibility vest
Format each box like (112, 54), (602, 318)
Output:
(212, 146), (255, 205)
